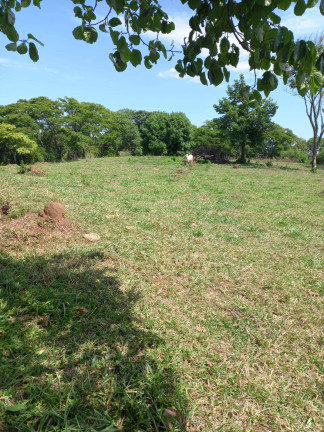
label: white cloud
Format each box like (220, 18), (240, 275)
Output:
(157, 67), (200, 83)
(281, 7), (323, 36)
(0, 57), (83, 80)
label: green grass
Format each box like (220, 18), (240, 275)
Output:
(0, 157), (323, 431)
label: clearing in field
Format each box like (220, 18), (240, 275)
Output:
(0, 157), (323, 431)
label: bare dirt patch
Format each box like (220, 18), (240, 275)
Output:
(29, 165), (46, 175)
(0, 205), (80, 254)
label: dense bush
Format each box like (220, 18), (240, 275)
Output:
(141, 112), (194, 156)
(279, 148), (309, 163)
(0, 98), (143, 163)
(317, 150), (324, 165)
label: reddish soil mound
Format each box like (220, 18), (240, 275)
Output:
(30, 165), (46, 175)
(0, 210), (80, 255)
(39, 202), (65, 220)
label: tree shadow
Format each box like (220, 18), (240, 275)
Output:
(236, 163), (300, 171)
(0, 249), (187, 431)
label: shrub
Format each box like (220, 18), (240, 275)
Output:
(317, 150), (324, 165)
(266, 160), (273, 167)
(18, 161), (28, 174)
(280, 148), (309, 163)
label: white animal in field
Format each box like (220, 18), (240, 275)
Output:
(183, 154), (194, 166)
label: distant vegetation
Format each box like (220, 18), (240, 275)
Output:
(0, 77), (319, 166)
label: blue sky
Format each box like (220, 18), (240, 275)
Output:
(0, 0), (323, 140)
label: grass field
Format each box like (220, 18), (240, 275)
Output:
(0, 157), (323, 432)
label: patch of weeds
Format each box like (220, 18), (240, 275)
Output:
(18, 161), (28, 174)
(192, 230), (204, 238)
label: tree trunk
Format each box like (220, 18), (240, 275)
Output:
(312, 137), (317, 169)
(241, 144), (246, 163)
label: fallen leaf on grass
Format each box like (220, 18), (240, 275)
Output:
(74, 307), (89, 316)
(7, 404), (26, 413)
(162, 407), (186, 430)
(83, 233), (100, 242)
(125, 226), (136, 231)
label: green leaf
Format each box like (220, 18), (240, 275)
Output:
(294, 40), (306, 63)
(200, 73), (208, 85)
(129, 35), (140, 45)
(273, 27), (283, 51)
(7, 9), (15, 25)
(320, 0), (324, 14)
(7, 404), (26, 413)
(28, 42), (39, 61)
(220, 37), (230, 54)
(109, 17), (122, 27)
(297, 81), (308, 96)
(99, 23), (107, 33)
(278, 0), (292, 10)
(306, 0), (318, 7)
(74, 6), (83, 19)
(5, 42), (17, 51)
(5, 25), (19, 42)
(72, 26), (98, 44)
(294, 0), (307, 16)
(17, 43), (28, 54)
(208, 62), (223, 86)
(242, 85), (250, 101)
(21, 0), (31, 7)
(144, 57), (152, 69)
(313, 71), (323, 86)
(188, 0), (201, 9)
(129, 1), (138, 11)
(255, 22), (264, 43)
(27, 33), (44, 46)
(252, 89), (262, 102)
(130, 49), (142, 67)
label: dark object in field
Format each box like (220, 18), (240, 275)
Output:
(30, 165), (46, 175)
(39, 202), (65, 220)
(1, 201), (10, 215)
(193, 145), (229, 164)
(233, 164), (240, 169)
(162, 407), (187, 430)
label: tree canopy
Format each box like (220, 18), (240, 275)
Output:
(1, 0), (324, 100)
(214, 74), (278, 162)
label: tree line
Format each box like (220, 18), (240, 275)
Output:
(0, 77), (322, 166)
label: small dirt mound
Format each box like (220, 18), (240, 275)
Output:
(29, 165), (46, 175)
(39, 202), (65, 220)
(177, 168), (190, 174)
(0, 211), (80, 255)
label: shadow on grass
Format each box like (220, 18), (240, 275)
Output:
(236, 163), (301, 171)
(0, 250), (187, 431)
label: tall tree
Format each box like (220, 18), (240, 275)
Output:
(214, 74), (277, 162)
(1, 1), (323, 99)
(264, 124), (297, 158)
(0, 123), (38, 164)
(288, 36), (324, 169)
